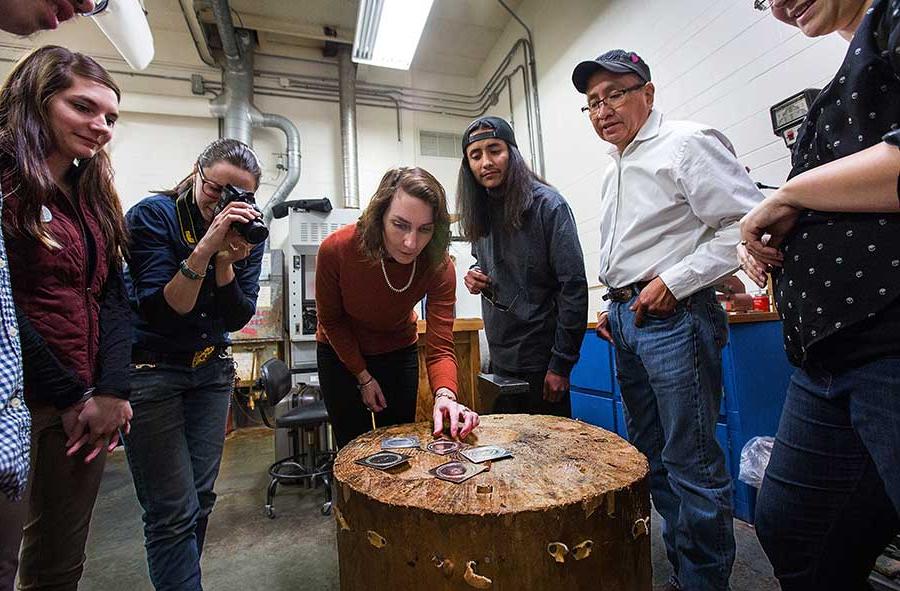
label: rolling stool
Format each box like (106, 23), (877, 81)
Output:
(257, 358), (335, 518)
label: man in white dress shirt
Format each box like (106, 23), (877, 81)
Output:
(572, 49), (763, 591)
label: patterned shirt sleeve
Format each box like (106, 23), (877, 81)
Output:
(0, 187), (29, 501)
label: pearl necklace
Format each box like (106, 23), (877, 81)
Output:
(380, 257), (416, 293)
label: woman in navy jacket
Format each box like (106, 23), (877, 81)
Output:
(124, 138), (264, 591)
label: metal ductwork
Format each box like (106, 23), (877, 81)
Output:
(252, 112), (302, 224)
(209, 0), (302, 223)
(338, 45), (360, 209)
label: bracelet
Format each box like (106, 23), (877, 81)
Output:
(179, 259), (206, 280)
(433, 390), (457, 402)
(356, 378), (374, 391)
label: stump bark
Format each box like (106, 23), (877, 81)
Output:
(332, 415), (651, 590)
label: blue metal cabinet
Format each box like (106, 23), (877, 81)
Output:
(571, 388), (616, 432)
(570, 320), (794, 524)
(722, 320), (793, 523)
(570, 332), (614, 393)
(570, 333), (619, 433)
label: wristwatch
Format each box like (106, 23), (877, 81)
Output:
(179, 259), (206, 280)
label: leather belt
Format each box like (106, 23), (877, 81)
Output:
(132, 346), (229, 368)
(603, 281), (651, 303)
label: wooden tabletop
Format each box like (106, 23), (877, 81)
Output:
(333, 414), (648, 516)
(416, 318), (483, 333)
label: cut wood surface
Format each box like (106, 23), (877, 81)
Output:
(333, 414), (652, 590)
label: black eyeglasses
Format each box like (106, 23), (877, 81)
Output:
(481, 288), (519, 313)
(753, 0), (772, 11)
(581, 82), (648, 116)
(196, 165), (224, 199)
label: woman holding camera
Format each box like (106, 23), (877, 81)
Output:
(316, 166), (479, 448)
(124, 138), (265, 591)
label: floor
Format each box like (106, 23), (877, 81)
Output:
(81, 427), (778, 590)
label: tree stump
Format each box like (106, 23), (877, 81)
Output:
(332, 414), (651, 590)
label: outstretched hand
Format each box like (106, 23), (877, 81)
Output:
(432, 389), (479, 440)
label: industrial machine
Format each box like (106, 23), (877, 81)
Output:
(271, 199), (360, 460)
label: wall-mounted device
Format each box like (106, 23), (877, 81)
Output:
(770, 88), (820, 148)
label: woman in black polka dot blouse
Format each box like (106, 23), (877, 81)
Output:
(738, 0), (900, 588)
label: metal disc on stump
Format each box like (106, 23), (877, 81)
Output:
(333, 414), (651, 590)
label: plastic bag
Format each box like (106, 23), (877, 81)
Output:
(739, 436), (774, 489)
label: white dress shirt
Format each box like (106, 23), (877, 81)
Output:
(597, 109), (763, 309)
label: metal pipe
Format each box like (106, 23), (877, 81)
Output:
(210, 0), (241, 63)
(256, 38), (529, 107)
(253, 112), (302, 224)
(498, 0), (545, 176)
(178, 0), (216, 67)
(251, 88), (475, 121)
(210, 0), (302, 222)
(209, 0), (254, 144)
(338, 45), (359, 209)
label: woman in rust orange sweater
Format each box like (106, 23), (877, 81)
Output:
(316, 166), (479, 447)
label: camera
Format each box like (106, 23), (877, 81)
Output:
(215, 184), (269, 244)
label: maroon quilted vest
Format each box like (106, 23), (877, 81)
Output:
(4, 188), (110, 393)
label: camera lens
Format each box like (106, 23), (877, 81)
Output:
(241, 220), (269, 244)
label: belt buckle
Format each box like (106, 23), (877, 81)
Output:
(191, 346), (216, 368)
(606, 286), (630, 303)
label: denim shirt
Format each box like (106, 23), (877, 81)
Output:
(0, 183), (29, 501)
(125, 194), (264, 353)
(472, 181), (588, 377)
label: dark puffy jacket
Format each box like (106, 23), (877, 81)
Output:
(3, 184), (130, 407)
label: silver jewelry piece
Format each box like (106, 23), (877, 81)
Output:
(381, 258), (416, 293)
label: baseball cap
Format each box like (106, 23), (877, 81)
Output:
(571, 49), (651, 93)
(461, 116), (518, 153)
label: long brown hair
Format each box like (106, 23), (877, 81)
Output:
(456, 131), (549, 242)
(0, 45), (126, 258)
(357, 167), (451, 269)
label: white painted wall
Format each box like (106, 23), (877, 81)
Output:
(478, 0), (850, 318)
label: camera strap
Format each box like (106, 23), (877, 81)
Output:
(175, 187), (205, 247)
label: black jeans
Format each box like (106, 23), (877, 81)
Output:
(491, 366), (571, 418)
(317, 343), (419, 448)
(755, 358), (900, 591)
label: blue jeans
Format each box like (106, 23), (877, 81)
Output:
(608, 288), (735, 591)
(124, 357), (234, 591)
(755, 359), (900, 591)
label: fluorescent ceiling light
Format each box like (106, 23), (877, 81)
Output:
(352, 0), (434, 70)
